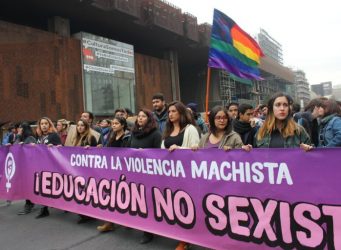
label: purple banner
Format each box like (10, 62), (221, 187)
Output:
(0, 145), (341, 249)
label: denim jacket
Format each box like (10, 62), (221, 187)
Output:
(255, 125), (311, 148)
(318, 115), (341, 147)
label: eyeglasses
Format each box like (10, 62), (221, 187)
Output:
(215, 116), (228, 120)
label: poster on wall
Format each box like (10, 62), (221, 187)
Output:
(76, 32), (136, 115)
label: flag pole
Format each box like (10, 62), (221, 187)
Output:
(205, 67), (211, 122)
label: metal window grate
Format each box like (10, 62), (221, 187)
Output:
(219, 70), (236, 106)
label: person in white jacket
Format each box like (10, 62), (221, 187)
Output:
(161, 101), (200, 152)
(161, 101), (199, 250)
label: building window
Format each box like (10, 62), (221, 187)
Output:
(80, 32), (136, 115)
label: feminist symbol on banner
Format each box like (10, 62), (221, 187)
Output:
(5, 153), (16, 193)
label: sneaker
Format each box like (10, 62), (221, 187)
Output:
(175, 241), (190, 250)
(35, 207), (49, 219)
(97, 222), (114, 232)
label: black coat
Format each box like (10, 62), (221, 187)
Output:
(37, 132), (62, 146)
(129, 129), (161, 149)
(294, 111), (318, 147)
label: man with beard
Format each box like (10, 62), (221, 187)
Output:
(152, 93), (168, 133)
(233, 103), (258, 146)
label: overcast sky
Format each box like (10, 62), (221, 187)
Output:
(168, 0), (341, 86)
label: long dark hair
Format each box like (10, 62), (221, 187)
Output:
(19, 122), (35, 141)
(304, 98), (325, 112)
(132, 109), (157, 136)
(108, 116), (127, 145)
(321, 99), (341, 117)
(209, 106), (232, 136)
(163, 101), (194, 139)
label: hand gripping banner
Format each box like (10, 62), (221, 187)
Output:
(0, 145), (340, 249)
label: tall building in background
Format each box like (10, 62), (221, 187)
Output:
(311, 81), (333, 97)
(332, 85), (341, 100)
(257, 28), (283, 65)
(321, 81), (333, 96)
(294, 70), (310, 106)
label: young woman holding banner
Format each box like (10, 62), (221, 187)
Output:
(15, 122), (37, 215)
(161, 101), (200, 151)
(128, 109), (161, 244)
(192, 105), (252, 151)
(129, 109), (161, 150)
(70, 119), (99, 224)
(97, 116), (130, 232)
(255, 93), (312, 150)
(160, 101), (200, 250)
(35, 117), (62, 219)
(187, 105), (250, 250)
(71, 119), (98, 148)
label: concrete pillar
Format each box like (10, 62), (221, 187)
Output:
(48, 16), (70, 37)
(164, 50), (180, 101)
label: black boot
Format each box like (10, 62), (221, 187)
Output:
(77, 215), (92, 224)
(36, 206), (49, 219)
(18, 200), (34, 215)
(140, 232), (154, 244)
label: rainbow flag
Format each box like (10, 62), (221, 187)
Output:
(208, 9), (264, 80)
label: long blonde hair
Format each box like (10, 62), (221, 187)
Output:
(257, 93), (300, 140)
(72, 119), (93, 146)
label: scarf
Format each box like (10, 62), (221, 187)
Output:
(233, 119), (252, 135)
(132, 127), (156, 139)
(320, 114), (337, 126)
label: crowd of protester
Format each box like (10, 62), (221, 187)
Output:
(2, 92), (341, 250)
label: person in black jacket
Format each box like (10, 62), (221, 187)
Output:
(36, 117), (62, 146)
(97, 116), (130, 232)
(129, 109), (161, 149)
(15, 122), (36, 145)
(128, 109), (161, 244)
(233, 103), (258, 146)
(106, 116), (130, 148)
(293, 98), (325, 147)
(15, 122), (37, 215)
(35, 117), (62, 219)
